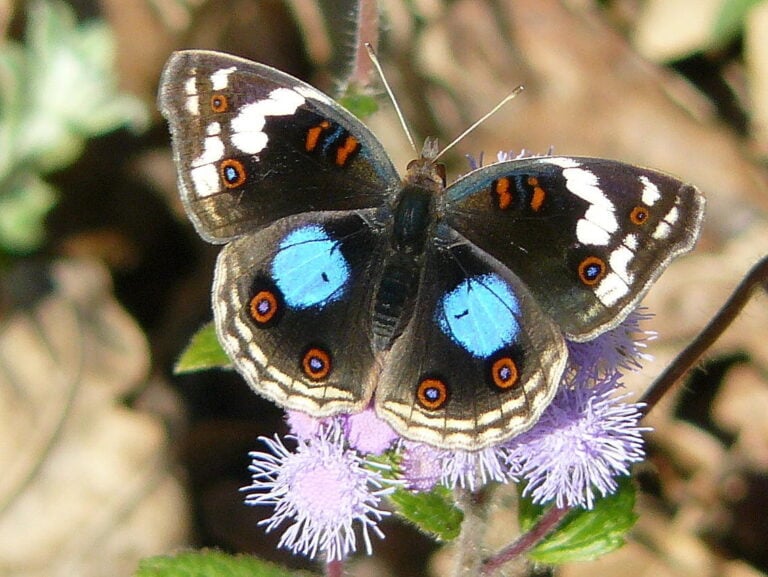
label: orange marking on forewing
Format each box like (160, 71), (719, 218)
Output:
(525, 176), (545, 211)
(305, 120), (330, 152)
(630, 206), (649, 225)
(493, 178), (512, 210)
(210, 94), (229, 113)
(335, 135), (359, 166)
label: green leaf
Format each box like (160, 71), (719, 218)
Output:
(520, 477), (638, 564)
(0, 174), (56, 253)
(0, 0), (150, 255)
(389, 485), (464, 541)
(17, 0), (148, 172)
(136, 550), (318, 577)
(711, 0), (765, 46)
(339, 92), (379, 120)
(174, 322), (232, 374)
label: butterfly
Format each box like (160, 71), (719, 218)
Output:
(158, 50), (705, 451)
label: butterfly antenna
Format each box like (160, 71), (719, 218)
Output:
(364, 43), (418, 155)
(435, 86), (525, 161)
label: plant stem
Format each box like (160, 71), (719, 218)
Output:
(641, 254), (768, 411)
(325, 559), (344, 577)
(452, 487), (488, 577)
(479, 506), (569, 575)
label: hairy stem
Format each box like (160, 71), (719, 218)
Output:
(452, 487), (488, 577)
(325, 559), (344, 577)
(479, 506), (568, 576)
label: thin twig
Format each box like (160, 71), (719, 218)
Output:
(479, 506), (569, 576)
(640, 254), (768, 411)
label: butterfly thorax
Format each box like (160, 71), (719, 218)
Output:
(371, 147), (445, 353)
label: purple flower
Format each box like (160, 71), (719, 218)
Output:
(467, 149), (535, 170)
(400, 441), (443, 492)
(495, 148), (552, 163)
(343, 407), (399, 455)
(242, 423), (395, 561)
(506, 373), (649, 509)
(242, 310), (655, 563)
(400, 442), (517, 492)
(439, 446), (517, 491)
(567, 308), (656, 387)
(466, 152), (485, 170)
(285, 410), (328, 440)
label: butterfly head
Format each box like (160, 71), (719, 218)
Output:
(405, 137), (446, 191)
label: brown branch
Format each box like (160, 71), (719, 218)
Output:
(641, 254), (768, 411)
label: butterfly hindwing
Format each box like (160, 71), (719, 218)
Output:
(214, 210), (387, 415)
(444, 157), (705, 341)
(375, 229), (568, 449)
(158, 50), (400, 243)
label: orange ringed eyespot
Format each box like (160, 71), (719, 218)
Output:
(302, 347), (332, 381)
(417, 378), (448, 410)
(578, 256), (607, 286)
(219, 158), (246, 188)
(210, 93), (229, 113)
(491, 357), (519, 389)
(249, 290), (278, 324)
(630, 206), (649, 225)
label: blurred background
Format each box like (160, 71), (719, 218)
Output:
(0, 1), (766, 576)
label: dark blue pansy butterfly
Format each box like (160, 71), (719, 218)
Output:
(158, 50), (704, 451)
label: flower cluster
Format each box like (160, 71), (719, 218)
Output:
(242, 422), (395, 561)
(241, 309), (654, 562)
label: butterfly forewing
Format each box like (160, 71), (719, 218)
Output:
(444, 157), (705, 341)
(158, 50), (400, 243)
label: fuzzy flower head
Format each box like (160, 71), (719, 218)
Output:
(506, 373), (649, 509)
(242, 422), (395, 561)
(243, 311), (654, 562)
(400, 442), (518, 492)
(399, 441), (444, 492)
(439, 445), (518, 491)
(567, 308), (656, 387)
(343, 407), (400, 455)
(285, 410), (328, 440)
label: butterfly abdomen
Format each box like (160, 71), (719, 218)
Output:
(372, 254), (419, 351)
